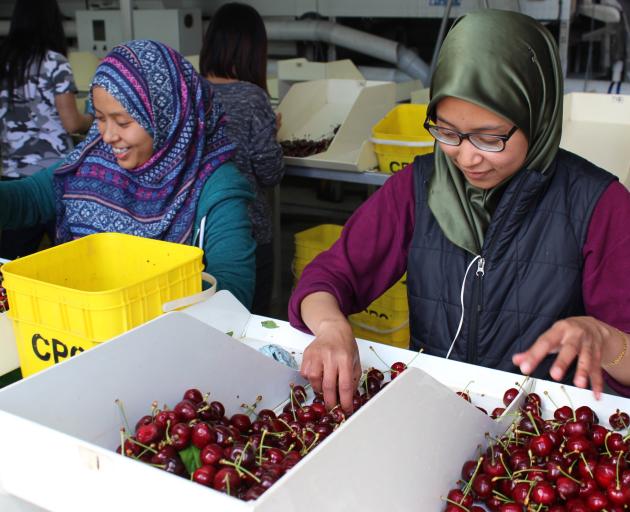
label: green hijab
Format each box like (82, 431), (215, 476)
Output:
(427, 9), (563, 255)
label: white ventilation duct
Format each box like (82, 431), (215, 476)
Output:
(264, 20), (429, 84)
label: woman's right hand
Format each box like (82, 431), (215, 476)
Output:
(300, 317), (361, 414)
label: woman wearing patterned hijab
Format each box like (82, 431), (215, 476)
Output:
(289, 10), (630, 412)
(0, 40), (256, 307)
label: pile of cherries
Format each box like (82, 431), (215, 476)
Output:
(0, 264), (8, 313)
(117, 359), (407, 501)
(280, 125), (340, 158)
(280, 136), (335, 158)
(444, 386), (630, 512)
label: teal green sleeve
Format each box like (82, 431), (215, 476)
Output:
(194, 162), (256, 309)
(0, 167), (57, 229)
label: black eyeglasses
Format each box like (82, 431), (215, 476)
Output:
(423, 118), (518, 153)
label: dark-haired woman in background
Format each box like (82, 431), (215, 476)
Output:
(0, 0), (93, 259)
(200, 2), (284, 315)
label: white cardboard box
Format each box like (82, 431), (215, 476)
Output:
(0, 307), (512, 512)
(277, 79), (396, 171)
(1, 292), (629, 511)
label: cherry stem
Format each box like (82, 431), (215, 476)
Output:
(126, 436), (158, 454)
(579, 453), (594, 479)
(462, 456), (484, 496)
(236, 440), (252, 467)
(119, 428), (126, 458)
(543, 390), (560, 409)
(513, 376), (530, 393)
(604, 432), (613, 457)
(368, 345), (390, 370)
(115, 399), (131, 434)
(491, 489), (513, 503)
(258, 430), (268, 465)
(560, 385), (577, 421)
(527, 411), (541, 436)
(461, 380), (475, 395)
(499, 453), (513, 479)
(616, 451), (622, 489)
(404, 347), (424, 367)
(556, 465), (581, 484)
(441, 497), (471, 512)
(219, 459), (261, 484)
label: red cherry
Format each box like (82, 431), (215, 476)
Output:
(390, 361), (407, 378)
(150, 445), (177, 465)
(575, 405), (598, 425)
(200, 443), (223, 466)
(169, 422), (191, 450)
(586, 490), (609, 511)
(244, 485), (266, 501)
(136, 422), (163, 445)
(530, 433), (554, 457)
(456, 391), (471, 402)
(609, 410), (630, 431)
(564, 420), (589, 437)
(226, 443), (255, 468)
(491, 407), (506, 419)
(191, 422), (215, 449)
(213, 467), (241, 492)
(556, 476), (579, 500)
(594, 463), (617, 488)
(471, 473), (493, 499)
(192, 465), (216, 486)
(290, 384), (307, 404)
(566, 435), (593, 455)
(367, 368), (385, 381)
(154, 409), (180, 430)
(173, 399), (197, 422)
(230, 413), (252, 433)
(606, 484), (627, 506)
(209, 400), (225, 419)
(498, 503), (523, 512)
(606, 432), (628, 453)
(511, 481), (530, 504)
(590, 424), (610, 446)
(183, 388), (204, 404)
(134, 414), (153, 432)
(460, 460), (477, 481)
(502, 387), (519, 406)
(531, 481), (557, 505)
(446, 489), (473, 509)
(554, 405), (574, 422)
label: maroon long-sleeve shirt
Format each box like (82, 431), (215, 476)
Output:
(289, 165), (630, 394)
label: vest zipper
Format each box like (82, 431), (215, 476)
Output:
(466, 257), (485, 364)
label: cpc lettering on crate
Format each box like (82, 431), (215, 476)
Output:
(31, 333), (85, 363)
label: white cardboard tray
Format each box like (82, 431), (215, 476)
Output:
(277, 79), (396, 172)
(0, 310), (500, 512)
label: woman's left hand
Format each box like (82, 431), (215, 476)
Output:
(512, 316), (621, 399)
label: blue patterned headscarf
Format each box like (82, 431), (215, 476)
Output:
(53, 40), (236, 244)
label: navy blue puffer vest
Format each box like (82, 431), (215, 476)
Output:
(407, 149), (615, 379)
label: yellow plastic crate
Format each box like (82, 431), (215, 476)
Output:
(294, 225), (409, 349)
(2, 233), (203, 376)
(370, 104), (434, 174)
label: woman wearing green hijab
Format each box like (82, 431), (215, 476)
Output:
(289, 10), (630, 413)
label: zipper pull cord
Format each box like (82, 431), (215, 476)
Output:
(445, 254), (482, 360)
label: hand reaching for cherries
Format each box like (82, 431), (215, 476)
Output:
(512, 316), (630, 399)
